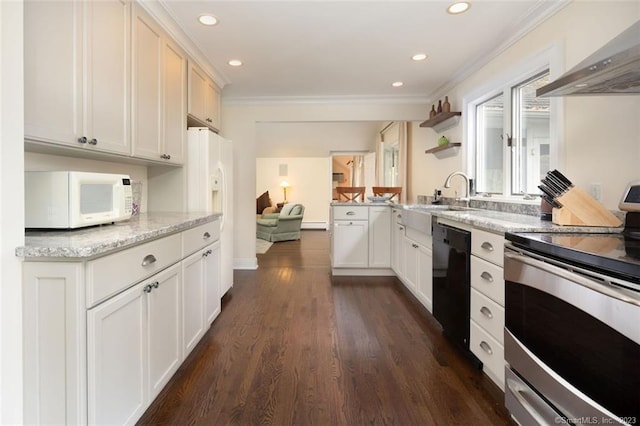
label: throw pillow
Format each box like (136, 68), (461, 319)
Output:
(280, 203), (296, 216)
(256, 191), (270, 214)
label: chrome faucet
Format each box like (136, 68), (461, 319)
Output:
(444, 171), (471, 204)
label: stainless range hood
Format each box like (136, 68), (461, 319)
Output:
(537, 20), (640, 97)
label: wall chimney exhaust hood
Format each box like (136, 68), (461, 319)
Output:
(537, 20), (640, 97)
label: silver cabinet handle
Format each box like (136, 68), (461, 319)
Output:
(346, 211), (356, 215)
(77, 136), (87, 144)
(141, 254), (157, 266)
(202, 249), (213, 257)
(480, 271), (493, 282)
(88, 138), (97, 145)
(143, 284), (153, 293)
(160, 154), (171, 160)
(152, 281), (159, 289)
(412, 243), (419, 248)
(398, 214), (402, 219)
(480, 306), (493, 319)
(203, 232), (211, 239)
(481, 241), (494, 252)
(479, 341), (493, 355)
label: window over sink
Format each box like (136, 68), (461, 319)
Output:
(464, 44), (562, 200)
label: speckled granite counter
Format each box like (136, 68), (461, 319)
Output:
(16, 212), (222, 259)
(331, 201), (394, 207)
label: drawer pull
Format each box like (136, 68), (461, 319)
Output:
(480, 271), (494, 282)
(143, 284), (153, 293)
(152, 281), (159, 289)
(346, 211), (356, 215)
(480, 306), (493, 319)
(412, 243), (419, 249)
(479, 341), (493, 355)
(141, 254), (157, 266)
(481, 241), (494, 252)
(203, 232), (211, 239)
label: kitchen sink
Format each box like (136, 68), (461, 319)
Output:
(401, 205), (473, 234)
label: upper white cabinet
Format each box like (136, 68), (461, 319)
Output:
(25, 0), (130, 155)
(188, 60), (221, 130)
(131, 5), (186, 164)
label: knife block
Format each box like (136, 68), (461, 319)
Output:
(552, 187), (622, 227)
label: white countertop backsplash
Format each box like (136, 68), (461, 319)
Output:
(17, 212), (221, 259)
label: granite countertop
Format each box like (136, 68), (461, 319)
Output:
(404, 205), (623, 234)
(331, 201), (395, 206)
(16, 212), (222, 259)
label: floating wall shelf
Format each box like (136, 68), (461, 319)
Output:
(419, 111), (461, 132)
(425, 142), (461, 159)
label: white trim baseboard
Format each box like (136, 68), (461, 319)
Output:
(234, 257), (258, 270)
(301, 221), (329, 230)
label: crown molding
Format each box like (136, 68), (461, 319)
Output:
(140, 0), (230, 89)
(222, 94), (430, 107)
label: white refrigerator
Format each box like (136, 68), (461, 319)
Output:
(187, 127), (234, 296)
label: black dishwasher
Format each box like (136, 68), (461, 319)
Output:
(432, 218), (480, 366)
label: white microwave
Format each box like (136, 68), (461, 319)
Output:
(25, 171), (133, 229)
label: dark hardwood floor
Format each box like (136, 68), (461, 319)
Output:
(138, 230), (509, 425)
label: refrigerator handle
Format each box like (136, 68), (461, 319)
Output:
(218, 162), (226, 232)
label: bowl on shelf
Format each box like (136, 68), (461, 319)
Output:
(367, 195), (391, 203)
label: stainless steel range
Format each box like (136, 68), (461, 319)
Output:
(503, 181), (640, 425)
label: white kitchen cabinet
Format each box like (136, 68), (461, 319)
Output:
(182, 250), (207, 356)
(24, 0), (130, 155)
(400, 222), (434, 313)
(87, 263), (181, 426)
(391, 209), (405, 278)
(469, 228), (506, 390)
(332, 220), (369, 268)
(23, 219), (222, 425)
(368, 206), (391, 268)
(131, 5), (186, 164)
(188, 60), (220, 130)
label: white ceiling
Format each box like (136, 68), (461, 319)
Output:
(161, 0), (568, 102)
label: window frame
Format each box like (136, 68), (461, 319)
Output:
(463, 43), (564, 202)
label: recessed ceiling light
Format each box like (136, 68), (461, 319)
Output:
(228, 59), (243, 67)
(447, 2), (471, 15)
(392, 81), (404, 87)
(198, 14), (219, 26)
(412, 53), (428, 61)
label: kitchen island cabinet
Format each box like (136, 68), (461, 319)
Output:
(20, 213), (221, 426)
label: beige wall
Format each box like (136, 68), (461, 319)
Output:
(256, 157), (331, 228)
(413, 1), (640, 207)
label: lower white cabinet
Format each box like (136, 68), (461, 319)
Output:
(22, 219), (222, 425)
(401, 234), (434, 313)
(332, 219), (369, 268)
(87, 263), (181, 425)
(331, 205), (393, 274)
(391, 209), (404, 277)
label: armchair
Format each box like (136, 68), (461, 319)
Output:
(256, 203), (305, 242)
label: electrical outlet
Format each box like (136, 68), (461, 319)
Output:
(590, 183), (602, 202)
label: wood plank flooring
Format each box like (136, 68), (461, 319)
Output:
(138, 230), (509, 425)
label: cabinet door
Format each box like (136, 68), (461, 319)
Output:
(24, 0), (82, 146)
(204, 79), (220, 129)
(403, 237), (418, 292)
(393, 224), (405, 279)
(182, 251), (206, 357)
(131, 4), (163, 161)
(369, 207), (391, 268)
(332, 220), (368, 268)
(204, 242), (222, 325)
(188, 61), (207, 122)
(84, 0), (130, 154)
(417, 245), (434, 312)
(87, 281), (146, 426)
(162, 37), (187, 164)
(147, 264), (182, 400)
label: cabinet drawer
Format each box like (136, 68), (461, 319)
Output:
(332, 206), (368, 220)
(86, 233), (181, 307)
(182, 220), (220, 256)
(471, 288), (505, 344)
(471, 229), (504, 266)
(470, 255), (504, 305)
(470, 321), (505, 390)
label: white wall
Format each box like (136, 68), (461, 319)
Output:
(256, 157), (331, 228)
(221, 101), (426, 268)
(413, 1), (640, 208)
(0, 1), (24, 422)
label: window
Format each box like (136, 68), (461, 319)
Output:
(465, 44), (561, 200)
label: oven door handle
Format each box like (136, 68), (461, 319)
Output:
(505, 251), (640, 307)
(505, 373), (561, 425)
